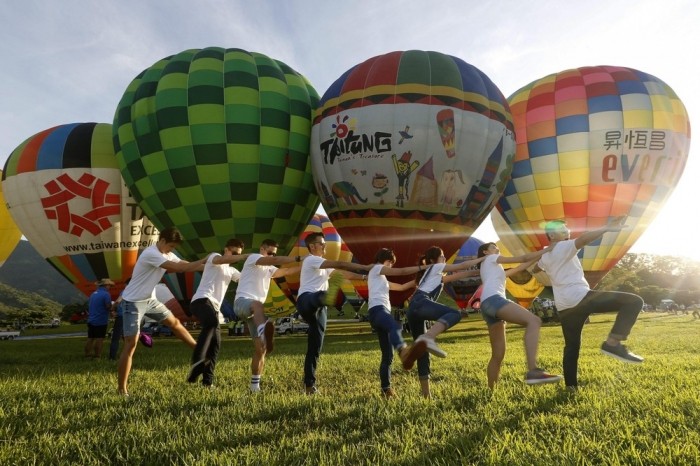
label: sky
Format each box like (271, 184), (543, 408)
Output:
(1, 0), (698, 259)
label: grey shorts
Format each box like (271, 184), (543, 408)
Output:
(480, 295), (511, 326)
(122, 299), (173, 337)
(233, 297), (259, 337)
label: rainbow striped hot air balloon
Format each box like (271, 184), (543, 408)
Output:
(311, 50), (515, 305)
(495, 66), (691, 287)
(113, 47), (320, 261)
(2, 123), (159, 299)
(0, 169), (22, 269)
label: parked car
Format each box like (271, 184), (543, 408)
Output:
(275, 317), (309, 335)
(0, 329), (21, 340)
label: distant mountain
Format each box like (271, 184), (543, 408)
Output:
(0, 241), (85, 305)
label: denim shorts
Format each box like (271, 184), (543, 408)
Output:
(233, 297), (258, 337)
(122, 299), (172, 337)
(480, 294), (511, 326)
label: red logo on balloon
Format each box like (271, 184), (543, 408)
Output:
(40, 173), (120, 237)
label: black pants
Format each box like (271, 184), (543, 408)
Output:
(190, 298), (221, 386)
(559, 290), (643, 387)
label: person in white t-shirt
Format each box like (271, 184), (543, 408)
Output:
(406, 246), (484, 398)
(477, 242), (562, 388)
(233, 239), (302, 393)
(533, 217), (644, 390)
(186, 238), (249, 387)
(117, 226), (208, 396)
(296, 232), (371, 395)
(366, 247), (432, 398)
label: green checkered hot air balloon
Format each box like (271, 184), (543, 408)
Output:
(113, 47), (320, 259)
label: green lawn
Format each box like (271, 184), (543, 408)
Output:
(1, 313), (698, 465)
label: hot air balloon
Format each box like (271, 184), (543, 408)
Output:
(2, 123), (159, 299)
(311, 50), (515, 304)
(0, 169), (22, 268)
(113, 47), (320, 261)
(495, 66), (691, 287)
(155, 283), (188, 322)
(444, 236), (484, 309)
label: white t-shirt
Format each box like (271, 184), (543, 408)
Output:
(417, 263), (446, 293)
(368, 263), (390, 310)
(234, 254), (277, 302)
(298, 255), (334, 295)
(191, 253), (241, 310)
(480, 254), (506, 301)
(537, 239), (590, 310)
(123, 245), (181, 302)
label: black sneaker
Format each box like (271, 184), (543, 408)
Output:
(600, 342), (644, 364)
(187, 359), (209, 383)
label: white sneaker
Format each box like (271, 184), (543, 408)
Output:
(250, 385), (261, 393)
(416, 335), (447, 358)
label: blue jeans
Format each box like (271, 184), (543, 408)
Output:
(407, 291), (461, 379)
(368, 305), (405, 390)
(109, 316), (123, 360)
(559, 290), (643, 387)
(296, 292), (328, 388)
(190, 298), (221, 386)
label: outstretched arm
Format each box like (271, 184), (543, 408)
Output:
(442, 256), (486, 273)
(504, 258), (539, 278)
(256, 255), (302, 267)
(272, 265), (302, 278)
(497, 248), (547, 265)
(160, 257), (207, 273)
(320, 260), (372, 273)
(212, 253), (250, 265)
(389, 280), (416, 292)
(574, 216), (628, 249)
(442, 269), (480, 284)
(381, 264), (422, 277)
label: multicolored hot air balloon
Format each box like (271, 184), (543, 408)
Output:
(0, 169), (22, 268)
(311, 50), (515, 304)
(113, 47), (320, 261)
(444, 236), (484, 309)
(495, 239), (544, 308)
(495, 66), (691, 287)
(2, 123), (159, 299)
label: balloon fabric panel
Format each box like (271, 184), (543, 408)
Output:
(495, 65), (691, 287)
(0, 169), (22, 267)
(114, 47), (320, 260)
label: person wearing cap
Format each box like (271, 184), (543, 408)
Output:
(186, 239), (249, 387)
(117, 226), (208, 396)
(533, 216), (645, 390)
(85, 278), (115, 358)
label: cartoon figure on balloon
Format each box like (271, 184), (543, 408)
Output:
(391, 151), (420, 208)
(372, 173), (389, 205)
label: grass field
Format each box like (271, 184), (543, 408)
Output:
(1, 313), (699, 465)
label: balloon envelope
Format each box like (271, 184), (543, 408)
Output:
(113, 47), (321, 260)
(496, 66), (691, 287)
(0, 169), (22, 268)
(311, 50), (515, 304)
(2, 123), (159, 299)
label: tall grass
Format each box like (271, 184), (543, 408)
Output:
(1, 313), (699, 465)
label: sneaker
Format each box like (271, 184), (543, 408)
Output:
(250, 385), (261, 393)
(525, 368), (563, 385)
(264, 320), (275, 353)
(600, 342), (644, 363)
(187, 359), (209, 383)
(305, 385), (318, 395)
(323, 272), (344, 307)
(400, 340), (427, 371)
(416, 335), (447, 358)
(382, 387), (396, 399)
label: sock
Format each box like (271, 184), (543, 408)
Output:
(256, 323), (266, 339)
(250, 375), (261, 391)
